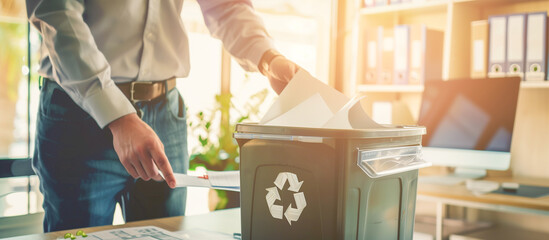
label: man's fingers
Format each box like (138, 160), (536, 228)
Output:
(269, 77), (288, 95)
(281, 63), (295, 80)
(151, 163), (163, 182)
(121, 160), (139, 179)
(144, 150), (163, 181)
(130, 156), (150, 181)
(149, 145), (176, 188)
(139, 148), (158, 180)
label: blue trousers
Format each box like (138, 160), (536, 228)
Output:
(32, 80), (188, 232)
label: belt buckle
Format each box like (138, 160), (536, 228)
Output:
(130, 81), (153, 102)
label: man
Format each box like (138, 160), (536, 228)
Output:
(27, 0), (299, 232)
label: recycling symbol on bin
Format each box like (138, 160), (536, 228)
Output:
(265, 172), (307, 225)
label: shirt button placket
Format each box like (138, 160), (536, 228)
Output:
(139, 1), (157, 80)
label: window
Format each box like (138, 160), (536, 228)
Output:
(0, 0), (43, 219)
(180, 0), (333, 215)
(231, 0), (333, 115)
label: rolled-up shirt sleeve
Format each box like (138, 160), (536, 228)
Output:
(197, 0), (275, 72)
(27, 0), (135, 128)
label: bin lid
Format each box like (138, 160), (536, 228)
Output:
(235, 123), (425, 139)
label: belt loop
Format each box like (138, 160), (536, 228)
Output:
(41, 77), (50, 92)
(164, 79), (169, 101)
(38, 76), (43, 90)
(130, 81), (142, 118)
(133, 102), (143, 119)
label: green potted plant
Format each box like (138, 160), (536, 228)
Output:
(188, 88), (269, 210)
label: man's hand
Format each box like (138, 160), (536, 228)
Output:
(109, 113), (176, 188)
(264, 55), (299, 95)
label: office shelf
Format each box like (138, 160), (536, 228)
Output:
(356, 80), (549, 93)
(360, 0), (449, 16)
(520, 81), (549, 89)
(360, 0), (549, 16)
(357, 84), (424, 93)
(450, 226), (549, 240)
(348, 7), (549, 238)
(358, 81), (549, 92)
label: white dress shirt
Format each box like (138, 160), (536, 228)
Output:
(27, 0), (274, 128)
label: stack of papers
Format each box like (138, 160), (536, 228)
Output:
(260, 69), (383, 129)
(72, 226), (235, 240)
(76, 226), (182, 240)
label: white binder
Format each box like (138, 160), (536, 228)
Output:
(470, 20), (489, 79)
(525, 12), (547, 81)
(363, 26), (379, 84)
(394, 25), (410, 85)
(378, 26), (394, 84)
(506, 14), (527, 79)
(488, 15), (507, 78)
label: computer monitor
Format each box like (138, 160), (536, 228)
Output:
(417, 77), (521, 181)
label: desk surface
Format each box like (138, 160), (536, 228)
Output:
(6, 208), (241, 240)
(417, 176), (549, 212)
(7, 176), (549, 239)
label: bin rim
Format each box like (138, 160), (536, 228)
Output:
(235, 123), (425, 139)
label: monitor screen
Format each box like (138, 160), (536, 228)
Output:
(418, 78), (520, 153)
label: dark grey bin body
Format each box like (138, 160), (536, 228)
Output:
(235, 124), (426, 240)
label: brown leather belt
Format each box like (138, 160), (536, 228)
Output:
(116, 78), (176, 103)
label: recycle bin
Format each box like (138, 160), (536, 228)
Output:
(234, 123), (431, 240)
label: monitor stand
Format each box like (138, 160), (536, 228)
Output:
(419, 168), (487, 186)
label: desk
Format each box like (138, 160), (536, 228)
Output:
(417, 176), (549, 240)
(7, 177), (549, 240)
(5, 208), (241, 240)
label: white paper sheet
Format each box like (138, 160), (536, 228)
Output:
(261, 69), (384, 129)
(74, 226), (236, 240)
(372, 101), (393, 124)
(207, 171), (240, 189)
(322, 96), (382, 129)
(259, 70), (349, 124)
(171, 171), (240, 191)
(264, 93), (333, 128)
(75, 226), (183, 240)
(173, 173), (211, 188)
(175, 229), (235, 240)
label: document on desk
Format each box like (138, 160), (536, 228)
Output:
(79, 226), (183, 240)
(175, 229), (235, 240)
(172, 171), (240, 191)
(260, 69), (383, 129)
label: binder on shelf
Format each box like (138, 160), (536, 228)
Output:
(488, 15), (507, 78)
(363, 26), (380, 84)
(379, 26), (394, 84)
(375, 0), (388, 6)
(364, 0), (375, 8)
(409, 24), (444, 85)
(525, 12), (547, 82)
(506, 14), (527, 79)
(394, 25), (410, 85)
(470, 20), (489, 79)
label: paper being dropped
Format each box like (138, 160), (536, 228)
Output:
(172, 171), (240, 191)
(260, 69), (383, 129)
